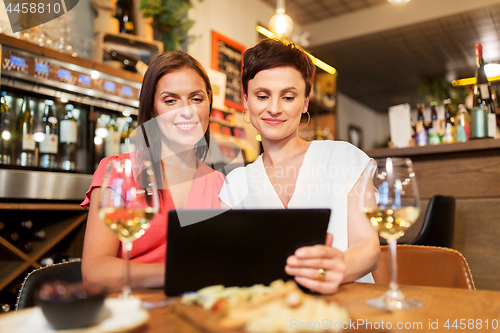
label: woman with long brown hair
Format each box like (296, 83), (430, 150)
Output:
(81, 51), (224, 292)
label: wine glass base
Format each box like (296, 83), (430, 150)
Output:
(366, 293), (423, 310)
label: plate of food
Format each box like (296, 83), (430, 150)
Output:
(172, 280), (349, 333)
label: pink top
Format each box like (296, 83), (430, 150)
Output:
(81, 154), (225, 263)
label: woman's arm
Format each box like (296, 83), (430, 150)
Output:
(342, 175), (380, 282)
(284, 176), (380, 294)
(81, 188), (165, 292)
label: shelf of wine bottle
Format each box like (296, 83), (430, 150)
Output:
(0, 203), (87, 292)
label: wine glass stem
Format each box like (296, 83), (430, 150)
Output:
(122, 241), (132, 298)
(388, 238), (401, 296)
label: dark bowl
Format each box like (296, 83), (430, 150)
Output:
(36, 283), (107, 330)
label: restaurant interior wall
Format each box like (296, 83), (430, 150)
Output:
(337, 92), (389, 149)
(188, 0), (277, 155)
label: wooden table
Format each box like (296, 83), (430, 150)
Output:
(133, 283), (500, 332)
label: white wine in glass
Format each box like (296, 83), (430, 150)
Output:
(99, 158), (159, 298)
(360, 157), (423, 310)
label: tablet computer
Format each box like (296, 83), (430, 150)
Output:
(165, 209), (330, 296)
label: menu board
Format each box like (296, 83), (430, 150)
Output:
(211, 31), (245, 111)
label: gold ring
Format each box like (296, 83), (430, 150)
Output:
(317, 268), (326, 282)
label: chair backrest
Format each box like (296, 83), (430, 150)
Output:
(16, 260), (82, 310)
(411, 195), (455, 248)
(372, 245), (475, 290)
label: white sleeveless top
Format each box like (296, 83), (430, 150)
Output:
(219, 140), (374, 283)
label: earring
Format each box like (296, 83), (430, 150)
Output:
(301, 111), (310, 127)
(241, 110), (251, 124)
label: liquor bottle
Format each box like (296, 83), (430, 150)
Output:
(59, 104), (77, 171)
(15, 96), (35, 166)
(0, 91), (12, 164)
(415, 104), (428, 146)
(39, 101), (58, 169)
(427, 102), (442, 145)
(455, 104), (471, 142)
(442, 99), (455, 144)
(118, 0), (135, 34)
(102, 44), (148, 75)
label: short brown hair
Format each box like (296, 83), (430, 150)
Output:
(242, 38), (315, 97)
(138, 50), (212, 160)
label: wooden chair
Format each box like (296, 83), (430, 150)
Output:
(372, 245), (475, 290)
(16, 260), (82, 310)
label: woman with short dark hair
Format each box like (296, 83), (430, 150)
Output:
(220, 38), (380, 295)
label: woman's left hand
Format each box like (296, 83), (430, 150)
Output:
(284, 233), (346, 294)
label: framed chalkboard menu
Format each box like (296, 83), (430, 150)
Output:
(211, 31), (246, 111)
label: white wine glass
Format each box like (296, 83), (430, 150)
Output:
(360, 157), (423, 310)
(99, 157), (159, 298)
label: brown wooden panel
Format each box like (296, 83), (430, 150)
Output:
(410, 154), (500, 199)
(453, 198), (500, 291)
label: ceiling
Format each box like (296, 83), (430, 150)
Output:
(260, 1), (500, 112)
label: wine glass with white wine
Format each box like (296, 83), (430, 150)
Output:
(360, 157), (423, 310)
(99, 157), (159, 298)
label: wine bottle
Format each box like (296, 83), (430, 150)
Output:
(104, 116), (120, 157)
(16, 96), (35, 167)
(0, 91), (12, 165)
(473, 43), (491, 109)
(442, 99), (455, 143)
(415, 104), (428, 146)
(428, 102), (442, 145)
(16, 241), (32, 253)
(118, 0), (135, 34)
(102, 44), (148, 75)
(120, 119), (132, 154)
(455, 104), (471, 142)
(39, 101), (58, 169)
(0, 221), (4, 232)
(473, 43), (496, 138)
(59, 104), (77, 171)
(40, 253), (70, 266)
(1, 229), (19, 244)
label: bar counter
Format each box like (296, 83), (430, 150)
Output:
(365, 138), (500, 291)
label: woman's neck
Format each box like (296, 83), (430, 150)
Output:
(161, 144), (198, 171)
(261, 134), (309, 167)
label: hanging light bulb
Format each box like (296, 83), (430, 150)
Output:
(387, 0), (410, 5)
(269, 0), (294, 37)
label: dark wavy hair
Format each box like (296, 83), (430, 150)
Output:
(242, 38), (315, 98)
(137, 50), (213, 161)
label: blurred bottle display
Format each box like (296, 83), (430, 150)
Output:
(427, 102), (442, 145)
(415, 103), (428, 146)
(455, 104), (471, 142)
(15, 96), (35, 167)
(493, 86), (500, 138)
(442, 99), (455, 143)
(38, 100), (58, 169)
(59, 104), (77, 171)
(0, 91), (12, 164)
